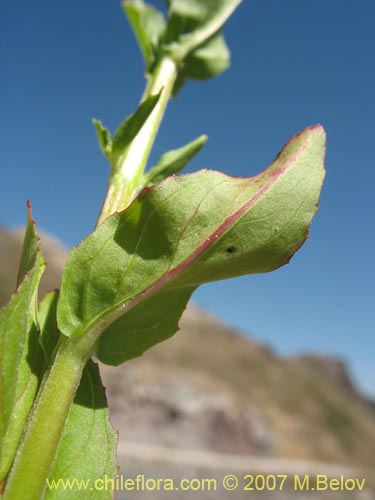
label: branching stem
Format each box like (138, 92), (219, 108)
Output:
(97, 56), (178, 226)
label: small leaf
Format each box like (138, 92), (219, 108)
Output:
(92, 119), (112, 161)
(172, 33), (230, 95)
(38, 290), (60, 369)
(144, 134), (207, 186)
(181, 32), (230, 80)
(111, 92), (161, 165)
(163, 0), (241, 62)
(57, 126), (325, 366)
(123, 0), (166, 73)
(46, 360), (117, 500)
(0, 204), (45, 481)
(162, 0), (241, 94)
(17, 201), (40, 286)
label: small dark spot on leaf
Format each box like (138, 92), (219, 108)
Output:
(226, 246), (236, 254)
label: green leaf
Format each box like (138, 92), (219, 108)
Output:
(181, 32), (230, 80)
(92, 119), (112, 161)
(38, 290), (60, 369)
(45, 360), (117, 500)
(57, 126), (325, 366)
(30, 292), (117, 499)
(111, 92), (161, 165)
(97, 287), (195, 365)
(123, 0), (166, 73)
(162, 0), (241, 93)
(16, 201), (41, 286)
(143, 134), (207, 186)
(0, 205), (45, 481)
(172, 33), (230, 95)
(39, 293), (117, 499)
(163, 0), (241, 62)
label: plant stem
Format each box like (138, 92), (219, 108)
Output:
(3, 336), (93, 500)
(97, 55), (178, 226)
(4, 55), (179, 500)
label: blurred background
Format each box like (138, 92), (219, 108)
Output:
(0, 0), (374, 498)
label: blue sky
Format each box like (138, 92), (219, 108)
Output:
(1, 0), (374, 396)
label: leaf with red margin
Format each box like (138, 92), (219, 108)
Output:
(0, 203), (45, 482)
(57, 126), (325, 366)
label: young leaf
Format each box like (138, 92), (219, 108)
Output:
(92, 119), (112, 161)
(123, 0), (166, 73)
(57, 126), (325, 366)
(172, 32), (231, 95)
(111, 92), (161, 166)
(0, 204), (45, 482)
(122, 0), (241, 95)
(163, 0), (241, 62)
(17, 202), (41, 286)
(162, 0), (241, 93)
(178, 32), (230, 80)
(45, 360), (117, 500)
(38, 290), (60, 369)
(143, 134), (207, 186)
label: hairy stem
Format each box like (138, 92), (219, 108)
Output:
(97, 56), (178, 226)
(3, 336), (93, 500)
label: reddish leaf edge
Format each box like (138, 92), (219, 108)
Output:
(75, 124), (325, 340)
(1, 201), (44, 315)
(124, 124), (325, 304)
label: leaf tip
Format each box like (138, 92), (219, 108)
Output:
(26, 200), (34, 223)
(289, 123), (325, 143)
(306, 123), (326, 142)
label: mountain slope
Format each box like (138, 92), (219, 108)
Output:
(101, 305), (374, 465)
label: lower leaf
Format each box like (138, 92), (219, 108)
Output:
(97, 287), (195, 365)
(45, 360), (117, 500)
(0, 207), (45, 482)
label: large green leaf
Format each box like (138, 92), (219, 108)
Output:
(0, 204), (45, 481)
(45, 360), (117, 500)
(57, 126), (325, 365)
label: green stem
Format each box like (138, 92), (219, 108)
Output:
(3, 336), (93, 500)
(97, 56), (178, 226)
(4, 55), (179, 500)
